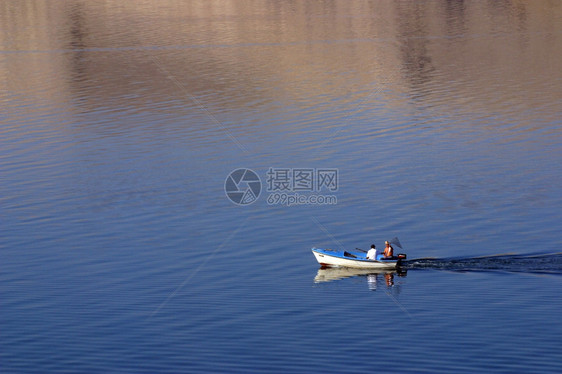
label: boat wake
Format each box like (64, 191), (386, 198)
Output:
(403, 252), (562, 275)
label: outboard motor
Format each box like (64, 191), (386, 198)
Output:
(397, 253), (407, 266)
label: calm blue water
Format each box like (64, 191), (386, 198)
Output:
(1, 1), (562, 372)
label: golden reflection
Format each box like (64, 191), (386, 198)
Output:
(1, 0), (560, 126)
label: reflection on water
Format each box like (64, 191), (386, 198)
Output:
(2, 0), (561, 124)
(315, 267), (407, 292)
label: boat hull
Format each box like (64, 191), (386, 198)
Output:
(312, 248), (401, 269)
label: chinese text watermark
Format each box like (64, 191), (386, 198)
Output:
(225, 168), (338, 206)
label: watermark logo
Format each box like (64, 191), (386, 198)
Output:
(224, 168), (262, 205)
(266, 168), (338, 192)
(225, 168), (338, 206)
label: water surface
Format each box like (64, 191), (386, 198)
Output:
(1, 1), (562, 372)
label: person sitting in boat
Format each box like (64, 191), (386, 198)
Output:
(383, 241), (394, 258)
(366, 244), (377, 260)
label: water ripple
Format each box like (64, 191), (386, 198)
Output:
(406, 253), (562, 275)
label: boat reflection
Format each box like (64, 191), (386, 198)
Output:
(314, 267), (407, 291)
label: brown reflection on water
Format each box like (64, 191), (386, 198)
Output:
(394, 1), (436, 92)
(1, 0), (561, 128)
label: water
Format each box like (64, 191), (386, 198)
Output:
(1, 1), (562, 372)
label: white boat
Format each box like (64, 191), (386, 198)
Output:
(311, 248), (406, 269)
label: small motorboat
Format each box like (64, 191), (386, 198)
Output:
(311, 248), (406, 269)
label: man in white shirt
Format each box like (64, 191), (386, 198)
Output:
(366, 244), (377, 260)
